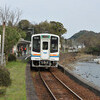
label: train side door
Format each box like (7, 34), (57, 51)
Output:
(41, 39), (50, 60)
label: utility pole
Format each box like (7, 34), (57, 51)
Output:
(28, 27), (34, 34)
(1, 22), (5, 66)
(0, 35), (1, 52)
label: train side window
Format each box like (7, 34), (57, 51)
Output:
(43, 42), (48, 50)
(50, 36), (58, 53)
(33, 36), (40, 52)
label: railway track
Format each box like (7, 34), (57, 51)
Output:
(39, 71), (83, 100)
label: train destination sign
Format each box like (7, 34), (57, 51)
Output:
(41, 35), (50, 38)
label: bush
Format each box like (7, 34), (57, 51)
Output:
(85, 46), (100, 55)
(8, 54), (16, 61)
(0, 66), (11, 87)
(0, 87), (6, 95)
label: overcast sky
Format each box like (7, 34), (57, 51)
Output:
(0, 0), (100, 38)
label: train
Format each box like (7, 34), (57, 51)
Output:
(30, 33), (60, 68)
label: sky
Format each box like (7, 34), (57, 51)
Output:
(0, 0), (100, 39)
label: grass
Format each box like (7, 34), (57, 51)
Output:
(0, 60), (27, 100)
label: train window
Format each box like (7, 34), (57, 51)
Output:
(50, 36), (58, 53)
(33, 36), (40, 52)
(43, 42), (48, 50)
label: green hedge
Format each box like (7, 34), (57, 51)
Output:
(0, 66), (11, 87)
(8, 54), (16, 61)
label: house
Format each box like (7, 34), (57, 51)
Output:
(62, 39), (85, 52)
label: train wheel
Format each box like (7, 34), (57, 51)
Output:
(48, 67), (51, 71)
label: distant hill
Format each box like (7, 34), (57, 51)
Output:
(70, 30), (100, 40)
(66, 30), (100, 47)
(66, 30), (100, 55)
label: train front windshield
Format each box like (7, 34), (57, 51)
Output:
(43, 42), (48, 50)
(50, 36), (58, 53)
(33, 36), (40, 52)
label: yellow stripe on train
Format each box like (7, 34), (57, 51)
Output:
(33, 54), (58, 56)
(50, 54), (58, 56)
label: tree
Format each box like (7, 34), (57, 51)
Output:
(33, 21), (67, 37)
(0, 6), (22, 26)
(0, 26), (26, 55)
(18, 20), (67, 41)
(33, 21), (51, 34)
(0, 6), (24, 62)
(18, 20), (32, 41)
(18, 20), (30, 30)
(50, 21), (67, 37)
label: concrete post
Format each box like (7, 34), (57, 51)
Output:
(1, 22), (5, 66)
(0, 35), (1, 52)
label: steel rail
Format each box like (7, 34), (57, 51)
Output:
(39, 71), (57, 100)
(51, 71), (83, 100)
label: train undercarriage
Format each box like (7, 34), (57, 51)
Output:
(30, 60), (58, 69)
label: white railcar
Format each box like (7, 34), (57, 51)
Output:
(30, 33), (60, 68)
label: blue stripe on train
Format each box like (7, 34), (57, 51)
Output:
(50, 56), (59, 57)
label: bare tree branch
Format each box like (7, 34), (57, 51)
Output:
(0, 6), (10, 24)
(14, 9), (22, 26)
(0, 6), (22, 26)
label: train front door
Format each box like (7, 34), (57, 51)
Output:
(41, 40), (50, 60)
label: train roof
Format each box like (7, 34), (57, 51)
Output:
(31, 33), (59, 37)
